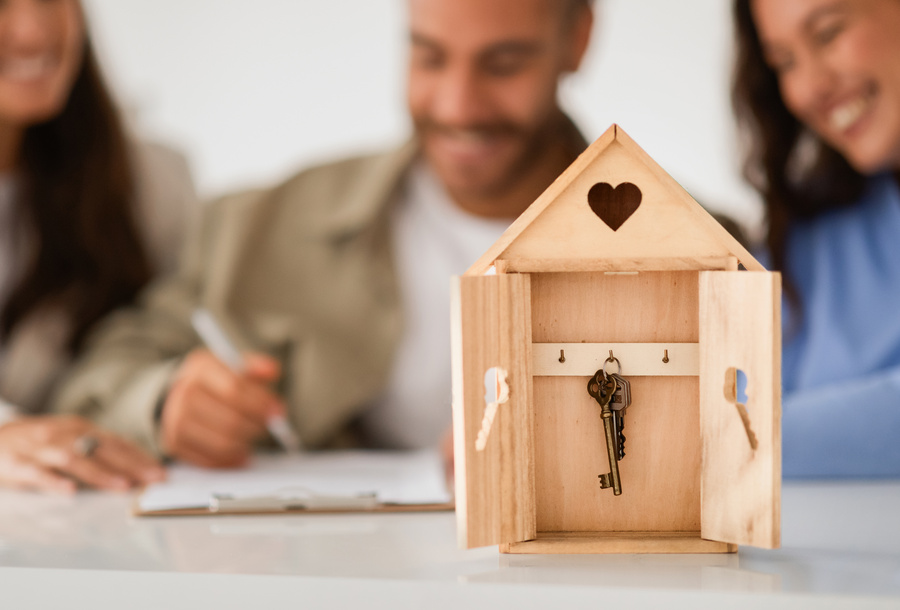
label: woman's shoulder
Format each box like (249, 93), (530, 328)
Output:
(859, 173), (900, 209)
(131, 140), (196, 199)
(785, 174), (900, 279)
(128, 140), (200, 275)
(795, 173), (900, 233)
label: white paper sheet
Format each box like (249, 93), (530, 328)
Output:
(138, 449), (451, 513)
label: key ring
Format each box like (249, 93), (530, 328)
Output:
(602, 350), (621, 378)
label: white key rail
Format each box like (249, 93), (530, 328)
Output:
(532, 343), (700, 376)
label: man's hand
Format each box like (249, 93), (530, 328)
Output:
(161, 349), (285, 468)
(0, 415), (165, 494)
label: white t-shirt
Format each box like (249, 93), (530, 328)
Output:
(359, 162), (510, 449)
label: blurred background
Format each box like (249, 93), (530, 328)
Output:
(83, 0), (763, 234)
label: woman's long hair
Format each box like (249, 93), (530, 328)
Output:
(0, 39), (152, 352)
(732, 0), (865, 304)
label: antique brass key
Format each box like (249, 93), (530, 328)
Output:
(587, 370), (623, 496)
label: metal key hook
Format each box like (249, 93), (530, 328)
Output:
(603, 350), (621, 377)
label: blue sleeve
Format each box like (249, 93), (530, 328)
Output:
(783, 366), (900, 478)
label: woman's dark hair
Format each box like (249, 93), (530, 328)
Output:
(732, 0), (865, 302)
(0, 39), (152, 352)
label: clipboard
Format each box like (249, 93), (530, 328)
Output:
(134, 449), (454, 516)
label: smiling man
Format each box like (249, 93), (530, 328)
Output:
(52, 0), (595, 466)
(407, 0), (592, 217)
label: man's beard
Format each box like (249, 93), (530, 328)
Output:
(414, 114), (561, 201)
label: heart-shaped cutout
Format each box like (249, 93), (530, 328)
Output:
(587, 182), (642, 231)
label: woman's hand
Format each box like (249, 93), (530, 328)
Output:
(0, 415), (165, 494)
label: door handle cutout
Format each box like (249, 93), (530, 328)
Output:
(724, 367), (758, 450)
(475, 367), (509, 451)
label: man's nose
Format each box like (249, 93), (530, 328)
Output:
(430, 64), (491, 127)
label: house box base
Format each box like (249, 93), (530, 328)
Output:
(501, 532), (736, 554)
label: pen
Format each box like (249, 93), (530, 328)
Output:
(191, 308), (302, 452)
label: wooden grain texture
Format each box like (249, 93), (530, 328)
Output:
(502, 257), (742, 273)
(501, 532), (736, 554)
(451, 275), (536, 549)
(467, 125), (763, 276)
(698, 271), (781, 549)
(530, 271), (702, 534)
(497, 273), (536, 544)
(534, 376), (701, 532)
(531, 271), (699, 344)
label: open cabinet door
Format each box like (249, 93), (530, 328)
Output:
(699, 271), (781, 549)
(451, 274), (536, 549)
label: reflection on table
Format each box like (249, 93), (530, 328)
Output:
(0, 480), (898, 607)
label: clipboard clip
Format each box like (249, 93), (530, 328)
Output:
(210, 487), (380, 513)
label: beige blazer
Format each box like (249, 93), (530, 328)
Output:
(0, 141), (198, 414)
(52, 142), (419, 454)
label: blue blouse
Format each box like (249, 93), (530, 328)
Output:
(782, 173), (900, 478)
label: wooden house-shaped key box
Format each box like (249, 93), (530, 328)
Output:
(450, 125), (781, 554)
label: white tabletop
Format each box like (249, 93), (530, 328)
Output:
(0, 480), (898, 609)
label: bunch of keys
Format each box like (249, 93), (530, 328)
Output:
(586, 354), (632, 496)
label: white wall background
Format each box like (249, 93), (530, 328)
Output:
(82, 0), (763, 232)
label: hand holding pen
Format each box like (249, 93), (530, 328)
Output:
(157, 309), (300, 468)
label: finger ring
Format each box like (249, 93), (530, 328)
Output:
(73, 435), (100, 458)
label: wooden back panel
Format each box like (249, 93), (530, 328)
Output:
(530, 271), (702, 533)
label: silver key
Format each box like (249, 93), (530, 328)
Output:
(608, 373), (631, 461)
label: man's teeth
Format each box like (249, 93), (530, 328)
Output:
(829, 95), (871, 131)
(1, 56), (52, 81)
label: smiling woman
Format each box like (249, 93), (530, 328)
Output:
(0, 0), (84, 137)
(733, 0), (900, 478)
(0, 0), (196, 493)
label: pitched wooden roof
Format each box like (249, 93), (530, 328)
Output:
(467, 125), (763, 275)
